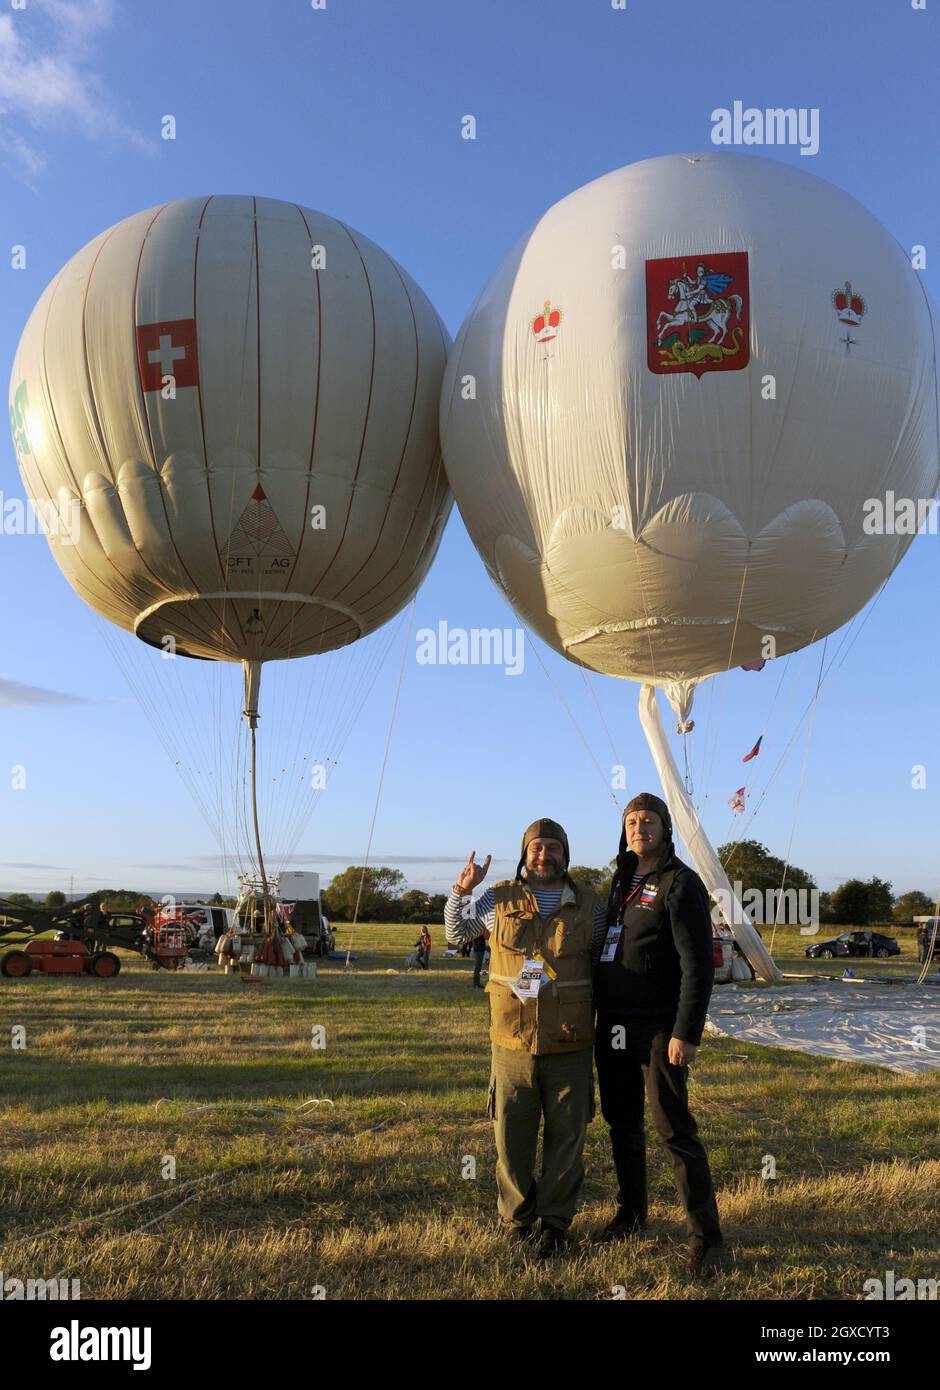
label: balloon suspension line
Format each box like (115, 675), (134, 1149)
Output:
(344, 601), (416, 972)
(248, 722), (269, 904)
(242, 659), (270, 931)
(767, 636), (826, 957)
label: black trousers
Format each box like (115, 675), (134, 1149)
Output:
(594, 1012), (721, 1241)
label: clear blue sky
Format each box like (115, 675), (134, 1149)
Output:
(1, 0), (937, 902)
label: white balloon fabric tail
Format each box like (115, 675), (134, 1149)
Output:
(242, 659), (263, 729)
(637, 683), (783, 985)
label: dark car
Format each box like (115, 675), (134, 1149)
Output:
(805, 931), (900, 960)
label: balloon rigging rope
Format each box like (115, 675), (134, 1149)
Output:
(693, 677), (716, 812)
(272, 620), (404, 880)
(266, 608), (332, 878)
(767, 636), (827, 956)
(716, 630), (814, 833)
(344, 600), (416, 969)
(915, 908), (939, 986)
(694, 563), (751, 807)
(280, 621), (405, 870)
(576, 661), (629, 800)
(632, 538), (660, 689)
(525, 627), (623, 810)
(720, 579), (890, 874)
(92, 620), (226, 869)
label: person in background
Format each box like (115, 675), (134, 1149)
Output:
(414, 925), (432, 969)
(472, 932), (486, 989)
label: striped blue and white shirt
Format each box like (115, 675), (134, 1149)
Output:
(445, 883), (608, 987)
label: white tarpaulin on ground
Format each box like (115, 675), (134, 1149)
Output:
(705, 979), (940, 1074)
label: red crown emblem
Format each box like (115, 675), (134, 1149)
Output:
(531, 299), (562, 343)
(832, 281), (866, 325)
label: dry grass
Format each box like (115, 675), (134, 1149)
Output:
(1, 925), (937, 1300)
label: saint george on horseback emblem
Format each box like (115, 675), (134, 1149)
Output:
(646, 252), (750, 378)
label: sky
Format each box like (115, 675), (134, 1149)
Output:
(0, 0), (937, 904)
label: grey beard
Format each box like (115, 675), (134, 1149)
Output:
(528, 865), (561, 881)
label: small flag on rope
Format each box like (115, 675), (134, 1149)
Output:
(742, 735), (763, 762)
(728, 786), (746, 814)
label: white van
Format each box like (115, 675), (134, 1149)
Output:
(177, 903), (237, 948)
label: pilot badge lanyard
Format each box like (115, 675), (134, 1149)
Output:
(599, 876), (649, 963)
(511, 906), (558, 1003)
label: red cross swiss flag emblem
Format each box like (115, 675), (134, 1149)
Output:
(136, 318), (200, 393)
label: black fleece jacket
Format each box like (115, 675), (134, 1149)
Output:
(595, 844), (715, 1046)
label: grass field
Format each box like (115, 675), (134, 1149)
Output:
(1, 924), (938, 1301)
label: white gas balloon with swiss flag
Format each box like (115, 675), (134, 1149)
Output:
(10, 195), (452, 667)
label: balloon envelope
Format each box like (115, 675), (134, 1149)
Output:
(440, 154), (939, 692)
(10, 196), (452, 663)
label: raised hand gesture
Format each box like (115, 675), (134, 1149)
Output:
(454, 850), (492, 895)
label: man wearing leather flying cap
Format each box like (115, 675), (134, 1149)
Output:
(592, 792), (725, 1275)
(445, 819), (606, 1258)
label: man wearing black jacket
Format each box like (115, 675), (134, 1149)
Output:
(593, 792), (725, 1274)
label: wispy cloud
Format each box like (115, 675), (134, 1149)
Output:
(0, 860), (69, 870)
(0, 0), (152, 184)
(181, 854), (516, 868)
(0, 677), (92, 708)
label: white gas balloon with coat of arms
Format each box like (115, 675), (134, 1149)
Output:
(440, 153), (940, 983)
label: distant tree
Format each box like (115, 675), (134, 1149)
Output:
(210, 891), (224, 906)
(322, 866), (406, 921)
(569, 864), (615, 899)
(867, 876), (895, 924)
(829, 880), (869, 925)
(45, 890), (67, 908)
(93, 889), (149, 912)
(427, 893), (447, 923)
(3, 893), (35, 906)
(892, 890), (935, 925)
(829, 876), (894, 926)
(400, 889), (431, 923)
(718, 839), (816, 894)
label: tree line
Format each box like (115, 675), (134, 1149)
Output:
(3, 845), (934, 926)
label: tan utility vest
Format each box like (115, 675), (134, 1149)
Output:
(486, 878), (597, 1054)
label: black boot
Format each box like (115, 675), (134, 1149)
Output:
(595, 1209), (647, 1243)
(608, 1127), (648, 1229)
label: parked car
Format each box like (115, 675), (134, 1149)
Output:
(805, 930), (900, 960)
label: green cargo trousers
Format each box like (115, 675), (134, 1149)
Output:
(487, 1043), (595, 1231)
